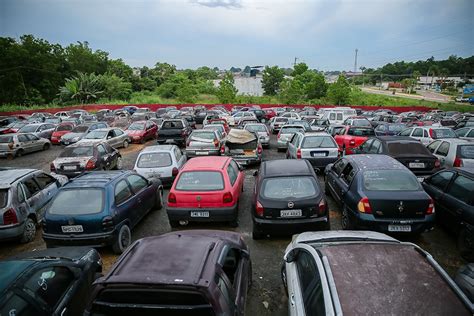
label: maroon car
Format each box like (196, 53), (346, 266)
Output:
(125, 120), (158, 144)
(85, 230), (252, 316)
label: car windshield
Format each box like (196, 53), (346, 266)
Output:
(56, 125), (73, 131)
(281, 127), (304, 134)
(387, 142), (430, 155)
(302, 136), (337, 148)
(458, 145), (474, 159)
(0, 136), (13, 143)
(0, 189), (7, 208)
(347, 128), (375, 136)
(432, 129), (457, 138)
(363, 170), (420, 191)
(388, 124), (406, 132)
(175, 171), (224, 191)
(245, 125), (266, 132)
(72, 126), (89, 133)
(352, 119), (371, 126)
(48, 189), (103, 215)
(84, 130), (107, 139)
(59, 146), (94, 157)
(127, 123), (145, 130)
(137, 152), (172, 168)
(262, 176), (318, 199)
(275, 118), (287, 123)
(18, 125), (38, 133)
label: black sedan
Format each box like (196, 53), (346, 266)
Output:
(324, 155), (435, 234)
(353, 136), (441, 179)
(0, 247), (102, 316)
(422, 167), (474, 261)
(251, 159), (329, 239)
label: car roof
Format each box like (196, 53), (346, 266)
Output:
(101, 230), (241, 287)
(437, 138), (472, 144)
(262, 159), (313, 177)
(64, 171), (128, 188)
(345, 154), (407, 171)
(376, 136), (419, 143)
(454, 167), (474, 177)
(139, 145), (176, 153)
(182, 156), (230, 171)
(302, 132), (332, 137)
(0, 168), (37, 186)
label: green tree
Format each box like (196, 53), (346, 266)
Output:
(100, 73), (132, 100)
(150, 62), (177, 86)
(292, 62), (309, 76)
(297, 70), (327, 99)
(58, 72), (103, 103)
(262, 65), (285, 95)
(176, 84), (198, 103)
(156, 73), (190, 98)
(327, 75), (351, 105)
(65, 41), (109, 75)
(107, 59), (133, 80)
(279, 78), (304, 104)
(217, 72), (238, 103)
(195, 66), (218, 80)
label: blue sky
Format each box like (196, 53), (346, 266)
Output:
(1, 0), (473, 71)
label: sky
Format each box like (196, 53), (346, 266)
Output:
(1, 0), (473, 71)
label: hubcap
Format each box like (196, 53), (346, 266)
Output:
(24, 221), (35, 240)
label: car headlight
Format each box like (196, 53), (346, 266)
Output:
(71, 137), (79, 141)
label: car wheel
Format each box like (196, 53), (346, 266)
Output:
(43, 143), (50, 151)
(114, 157), (123, 170)
(341, 206), (355, 230)
(169, 220), (179, 228)
(123, 140), (129, 148)
(112, 224), (131, 254)
(20, 218), (36, 243)
(252, 223), (264, 240)
(458, 227), (474, 262)
(154, 189), (163, 210)
(16, 149), (24, 157)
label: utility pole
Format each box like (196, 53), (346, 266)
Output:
(293, 57), (298, 68)
(353, 49), (358, 73)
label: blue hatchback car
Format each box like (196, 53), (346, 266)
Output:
(42, 171), (163, 254)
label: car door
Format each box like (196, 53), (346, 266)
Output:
(26, 134), (44, 151)
(33, 172), (60, 221)
(288, 134), (299, 158)
(96, 144), (110, 169)
(411, 128), (424, 143)
(423, 171), (455, 223)
(441, 173), (474, 232)
(368, 139), (382, 154)
(17, 134), (31, 153)
(427, 140), (442, 155)
(114, 179), (138, 227)
(227, 161), (241, 201)
(434, 141), (450, 167)
(357, 139), (374, 154)
(174, 146), (186, 168)
(19, 176), (44, 215)
(219, 246), (249, 315)
(326, 158), (347, 200)
(333, 162), (356, 204)
(126, 174), (154, 220)
(104, 143), (119, 168)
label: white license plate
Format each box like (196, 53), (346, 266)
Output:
(196, 151), (208, 155)
(388, 225), (411, 232)
(312, 152), (326, 157)
(409, 162), (425, 168)
(61, 225), (83, 233)
(417, 177), (425, 182)
(190, 211), (209, 217)
(280, 209), (302, 217)
(63, 166), (77, 170)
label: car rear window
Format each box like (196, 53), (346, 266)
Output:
(48, 189), (103, 215)
(0, 136), (13, 143)
(302, 136), (337, 148)
(363, 170), (420, 191)
(458, 145), (474, 159)
(190, 131), (215, 141)
(137, 152), (172, 168)
(432, 129), (456, 138)
(347, 128), (375, 136)
(262, 176), (318, 199)
(72, 126), (89, 133)
(0, 189), (8, 208)
(162, 121), (183, 129)
(280, 127), (304, 134)
(388, 124), (406, 132)
(352, 119), (371, 126)
(387, 142), (431, 155)
(175, 171), (224, 191)
(245, 125), (267, 132)
(56, 125), (73, 131)
(59, 146), (94, 157)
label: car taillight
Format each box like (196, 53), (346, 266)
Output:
(257, 145), (263, 155)
(277, 131), (281, 139)
(256, 201), (264, 216)
(349, 139), (355, 146)
(426, 198), (435, 215)
(3, 208), (18, 225)
(8, 142), (14, 149)
(181, 130), (187, 137)
(220, 146), (225, 154)
(85, 159), (96, 170)
(213, 139), (219, 147)
(357, 197), (372, 214)
(223, 192), (233, 203)
(453, 157), (463, 167)
(168, 192), (177, 203)
(102, 216), (114, 231)
(50, 163), (56, 172)
(172, 167), (179, 177)
(318, 199), (326, 215)
(296, 148), (302, 159)
(429, 128), (434, 138)
(434, 159), (441, 168)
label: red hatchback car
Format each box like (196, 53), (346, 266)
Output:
(334, 126), (375, 155)
(125, 120), (158, 144)
(50, 122), (75, 144)
(167, 156), (244, 227)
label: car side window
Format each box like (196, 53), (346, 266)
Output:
(18, 134), (28, 142)
(436, 142), (450, 156)
(359, 139), (373, 152)
(26, 134), (40, 141)
(427, 140), (441, 153)
(368, 140), (381, 154)
(97, 145), (106, 156)
(24, 266), (75, 309)
(467, 129), (474, 137)
(423, 130), (429, 137)
(429, 171), (454, 190)
(221, 248), (241, 286)
(35, 173), (56, 189)
(332, 159), (346, 175)
(447, 175), (474, 205)
(22, 178), (41, 198)
(227, 164), (238, 186)
(341, 163), (355, 184)
(412, 128), (423, 137)
(114, 129), (123, 136)
(215, 274), (236, 311)
(115, 180), (133, 204)
(127, 174), (148, 193)
(17, 183), (27, 202)
(296, 250), (325, 315)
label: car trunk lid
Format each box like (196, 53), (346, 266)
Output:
(366, 191), (429, 219)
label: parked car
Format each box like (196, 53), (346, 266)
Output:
(43, 171), (163, 254)
(277, 125), (306, 151)
(422, 168), (474, 261)
(222, 129), (263, 166)
(343, 116), (372, 127)
(51, 141), (122, 178)
(51, 122), (75, 145)
(0, 116), (19, 127)
(334, 126), (375, 155)
(78, 127), (130, 149)
(167, 156), (244, 227)
(133, 145), (186, 186)
(354, 136), (441, 179)
(122, 105), (138, 115)
(185, 129), (225, 158)
(203, 123), (228, 139)
(427, 139), (474, 168)
(131, 112), (150, 122)
(374, 122), (407, 136)
(110, 117), (131, 130)
(60, 123), (108, 146)
(157, 119), (192, 147)
(123, 120), (157, 144)
(85, 230), (251, 315)
(0, 133), (51, 159)
(0, 121), (28, 134)
(251, 159), (329, 239)
(282, 231), (473, 315)
(324, 155), (435, 233)
(399, 126), (458, 145)
(286, 132), (339, 170)
(455, 127), (474, 140)
(44, 117), (62, 124)
(0, 247), (102, 316)
(270, 117), (289, 134)
(244, 123), (270, 148)
(180, 114), (197, 129)
(18, 123), (56, 140)
(229, 111), (257, 126)
(0, 168), (67, 243)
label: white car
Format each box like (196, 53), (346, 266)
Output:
(133, 145), (186, 187)
(455, 127), (474, 140)
(229, 112), (257, 126)
(426, 138), (474, 168)
(399, 126), (458, 145)
(280, 112), (301, 120)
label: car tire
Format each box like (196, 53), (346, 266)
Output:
(169, 220), (179, 228)
(123, 140), (129, 148)
(114, 157), (123, 170)
(458, 227), (474, 262)
(20, 218), (36, 243)
(112, 224), (131, 254)
(16, 149), (24, 157)
(43, 143), (50, 151)
(154, 189), (163, 210)
(341, 206), (355, 230)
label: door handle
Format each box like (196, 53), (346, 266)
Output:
(290, 293), (296, 307)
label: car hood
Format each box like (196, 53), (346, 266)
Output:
(53, 156), (93, 167)
(126, 130), (145, 135)
(62, 132), (85, 140)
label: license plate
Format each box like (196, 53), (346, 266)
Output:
(61, 225), (83, 233)
(190, 211), (209, 217)
(388, 225), (411, 232)
(312, 152), (326, 157)
(417, 177), (425, 182)
(409, 162), (425, 168)
(196, 151), (208, 155)
(280, 209), (302, 217)
(63, 166), (76, 170)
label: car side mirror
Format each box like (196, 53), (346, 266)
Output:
(284, 249), (299, 263)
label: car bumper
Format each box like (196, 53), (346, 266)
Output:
(0, 222), (25, 240)
(351, 212), (435, 234)
(253, 216), (329, 235)
(51, 138), (61, 144)
(277, 140), (290, 149)
(130, 135), (145, 143)
(167, 204), (239, 222)
(157, 137), (185, 144)
(231, 155), (261, 166)
(0, 150), (17, 157)
(43, 231), (116, 247)
(186, 149), (220, 158)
